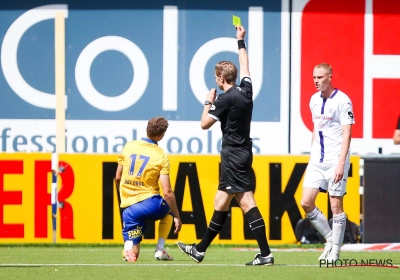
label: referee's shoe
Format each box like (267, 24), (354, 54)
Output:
(245, 253), (274, 266)
(177, 242), (205, 263)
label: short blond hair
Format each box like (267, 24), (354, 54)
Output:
(315, 63), (332, 75)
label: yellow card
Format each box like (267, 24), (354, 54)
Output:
(232, 15), (241, 26)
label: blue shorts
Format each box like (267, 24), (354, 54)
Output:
(122, 194), (170, 244)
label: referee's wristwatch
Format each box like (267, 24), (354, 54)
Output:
(204, 100), (212, 105)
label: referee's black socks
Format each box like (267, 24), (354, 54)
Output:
(245, 207), (271, 257)
(196, 210), (228, 253)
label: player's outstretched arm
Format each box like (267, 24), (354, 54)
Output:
(160, 174), (182, 234)
(236, 25), (250, 78)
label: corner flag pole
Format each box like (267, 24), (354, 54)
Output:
(53, 11), (66, 243)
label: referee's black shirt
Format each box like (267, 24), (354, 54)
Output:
(208, 76), (253, 146)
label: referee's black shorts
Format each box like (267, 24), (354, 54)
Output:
(218, 144), (253, 194)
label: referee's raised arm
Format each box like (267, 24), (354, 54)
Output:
(236, 25), (249, 78)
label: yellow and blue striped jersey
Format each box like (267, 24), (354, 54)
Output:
(118, 138), (170, 208)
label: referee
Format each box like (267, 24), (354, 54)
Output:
(178, 25), (274, 266)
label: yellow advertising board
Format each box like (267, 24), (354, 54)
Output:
(0, 153), (360, 244)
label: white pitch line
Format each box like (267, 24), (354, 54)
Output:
(1, 248), (320, 253)
(9, 248), (322, 252)
(1, 263), (398, 268)
(0, 263), (320, 267)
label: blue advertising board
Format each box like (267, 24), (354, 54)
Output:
(0, 0), (289, 154)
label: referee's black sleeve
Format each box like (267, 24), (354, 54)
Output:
(239, 76), (252, 93)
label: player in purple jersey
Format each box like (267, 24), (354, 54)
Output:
(301, 63), (355, 262)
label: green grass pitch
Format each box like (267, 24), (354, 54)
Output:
(0, 244), (399, 280)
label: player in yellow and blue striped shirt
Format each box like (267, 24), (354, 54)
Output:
(115, 116), (181, 262)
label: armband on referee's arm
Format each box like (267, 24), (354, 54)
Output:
(238, 40), (246, 50)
